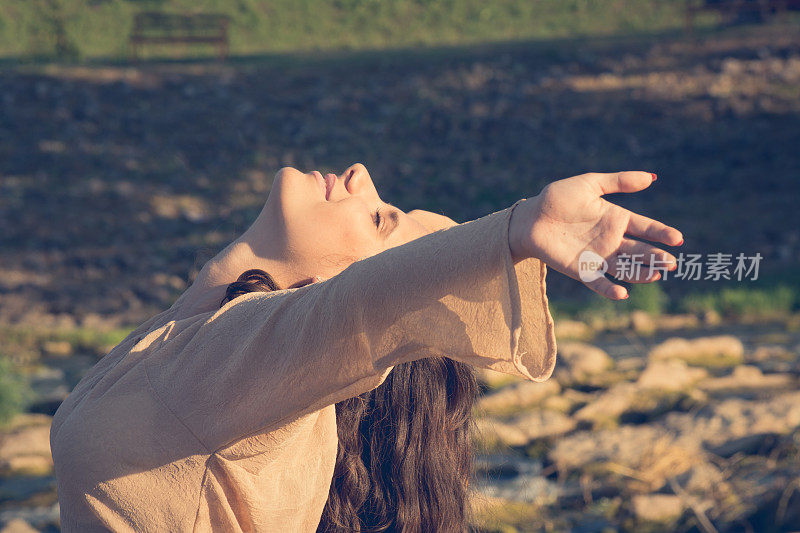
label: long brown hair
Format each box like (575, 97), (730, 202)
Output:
(220, 269), (478, 532)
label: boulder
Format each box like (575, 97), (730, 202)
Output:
(475, 368), (523, 390)
(41, 340), (73, 358)
(0, 519), (38, 533)
(697, 365), (794, 394)
(648, 335), (744, 367)
(573, 382), (638, 425)
(474, 409), (576, 448)
(554, 319), (593, 340)
(637, 359), (708, 391)
(555, 342), (613, 385)
(477, 380), (561, 416)
(0, 416), (53, 476)
(632, 494), (684, 523)
(663, 391), (800, 452)
(630, 310), (656, 335)
(549, 424), (700, 490)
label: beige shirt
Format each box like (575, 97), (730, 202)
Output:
(50, 201), (557, 532)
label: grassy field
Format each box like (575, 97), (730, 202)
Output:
(3, 0), (700, 60)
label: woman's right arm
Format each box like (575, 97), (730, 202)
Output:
(144, 199), (555, 452)
(144, 170), (682, 452)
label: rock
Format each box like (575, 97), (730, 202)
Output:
(705, 432), (782, 458)
(637, 359), (708, 391)
(673, 461), (727, 495)
(472, 455), (560, 504)
(554, 319), (593, 340)
(0, 502), (60, 531)
(648, 335), (744, 367)
(511, 409), (577, 442)
(40, 340), (72, 358)
(630, 310), (656, 335)
(701, 309), (722, 326)
(663, 391), (800, 453)
(0, 416), (53, 476)
(573, 382), (638, 426)
(474, 417), (527, 449)
(478, 380), (561, 416)
(474, 409), (576, 448)
(555, 342), (613, 385)
(542, 394), (574, 414)
(550, 424), (700, 490)
(476, 368), (523, 390)
(697, 365), (794, 394)
(28, 366), (69, 405)
(0, 519), (38, 533)
(632, 494), (684, 523)
(3, 456), (52, 477)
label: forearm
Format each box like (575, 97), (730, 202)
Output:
(146, 201), (556, 450)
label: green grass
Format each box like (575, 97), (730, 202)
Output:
(0, 356), (34, 426)
(551, 281), (798, 325)
(678, 284), (797, 319)
(0, 324), (134, 361)
(0, 0), (694, 61)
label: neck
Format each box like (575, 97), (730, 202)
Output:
(170, 217), (301, 321)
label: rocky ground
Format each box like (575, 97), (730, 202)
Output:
(1, 21), (799, 533)
(469, 314), (800, 532)
(1, 314), (800, 532)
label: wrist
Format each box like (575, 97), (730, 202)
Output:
(508, 196), (543, 263)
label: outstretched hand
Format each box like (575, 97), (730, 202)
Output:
(509, 171), (684, 300)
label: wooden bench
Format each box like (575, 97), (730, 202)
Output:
(130, 12), (230, 60)
(685, 0), (800, 35)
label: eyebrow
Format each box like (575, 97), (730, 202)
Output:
(384, 208), (400, 239)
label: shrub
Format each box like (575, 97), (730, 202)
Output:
(627, 283), (668, 316)
(0, 356), (34, 426)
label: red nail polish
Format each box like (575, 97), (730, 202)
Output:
(650, 173), (657, 181)
(622, 292), (629, 299)
(677, 238), (684, 246)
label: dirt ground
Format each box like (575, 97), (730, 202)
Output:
(1, 23), (799, 331)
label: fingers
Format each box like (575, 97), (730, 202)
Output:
(584, 275), (629, 300)
(607, 238), (677, 282)
(627, 211), (683, 247)
(585, 171), (656, 196)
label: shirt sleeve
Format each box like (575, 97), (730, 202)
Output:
(144, 199), (557, 452)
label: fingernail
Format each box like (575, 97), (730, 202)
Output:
(677, 238), (684, 246)
(654, 272), (661, 280)
(650, 173), (657, 181)
(622, 292), (629, 299)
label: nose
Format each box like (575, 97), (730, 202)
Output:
(342, 163), (375, 196)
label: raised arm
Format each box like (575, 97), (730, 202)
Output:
(143, 170), (682, 451)
(145, 200), (555, 451)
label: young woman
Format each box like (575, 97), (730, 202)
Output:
(50, 163), (682, 532)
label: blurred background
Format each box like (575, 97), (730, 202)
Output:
(1, 1), (799, 531)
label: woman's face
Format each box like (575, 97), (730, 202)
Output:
(261, 163), (429, 279)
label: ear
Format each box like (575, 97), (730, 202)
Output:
(407, 209), (459, 233)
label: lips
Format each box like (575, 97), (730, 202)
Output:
(311, 171), (327, 200)
(324, 173), (336, 200)
(312, 170), (344, 201)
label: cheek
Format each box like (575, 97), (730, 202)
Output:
(288, 207), (381, 262)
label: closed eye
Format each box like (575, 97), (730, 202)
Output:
(373, 207), (383, 230)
